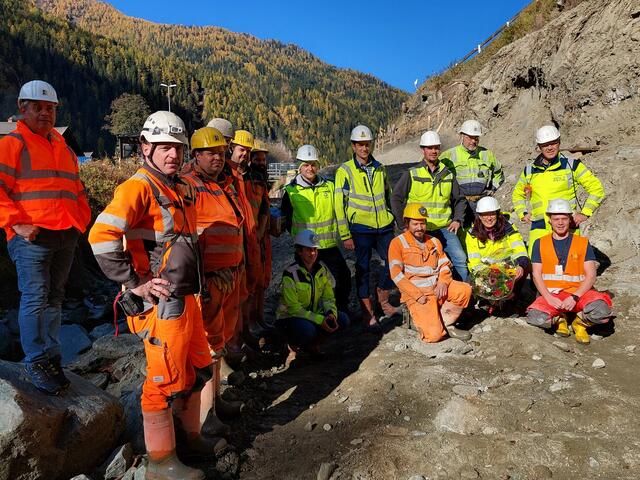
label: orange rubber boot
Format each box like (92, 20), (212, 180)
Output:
(143, 409), (204, 480)
(174, 393), (227, 457)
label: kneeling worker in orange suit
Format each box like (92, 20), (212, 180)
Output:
(89, 112), (224, 480)
(388, 204), (472, 343)
(182, 127), (245, 437)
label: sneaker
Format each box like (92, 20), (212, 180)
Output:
(48, 356), (71, 390)
(25, 361), (62, 396)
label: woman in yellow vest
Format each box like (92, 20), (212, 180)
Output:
(465, 196), (530, 314)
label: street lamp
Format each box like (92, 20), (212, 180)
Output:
(160, 82), (177, 112)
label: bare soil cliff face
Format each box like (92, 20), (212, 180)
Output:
(377, 0), (640, 271)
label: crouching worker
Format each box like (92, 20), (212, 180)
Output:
(527, 199), (612, 344)
(89, 112), (225, 480)
(276, 230), (349, 356)
(388, 204), (472, 342)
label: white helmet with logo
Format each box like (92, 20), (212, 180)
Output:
(350, 125), (373, 142)
(535, 125), (561, 144)
(18, 80), (59, 104)
(294, 229), (320, 248)
(419, 131), (441, 147)
(296, 144), (319, 162)
(140, 111), (188, 145)
(476, 196), (501, 213)
(207, 118), (234, 139)
(459, 120), (483, 137)
(546, 199), (573, 215)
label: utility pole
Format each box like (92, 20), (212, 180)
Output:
(160, 82), (177, 112)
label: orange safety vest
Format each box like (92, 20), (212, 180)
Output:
(244, 167), (272, 287)
(0, 121), (90, 240)
(182, 165), (244, 271)
(540, 233), (587, 293)
(89, 165), (201, 296)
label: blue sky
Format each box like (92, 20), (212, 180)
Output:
(109, 0), (531, 92)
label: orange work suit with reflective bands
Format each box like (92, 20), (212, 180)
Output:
(89, 165), (211, 412)
(0, 121), (90, 239)
(182, 164), (245, 353)
(388, 232), (472, 343)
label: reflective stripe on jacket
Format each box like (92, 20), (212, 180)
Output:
(284, 175), (338, 249)
(512, 154), (604, 225)
(334, 156), (395, 239)
(277, 260), (337, 324)
(0, 121), (90, 239)
(540, 233), (588, 294)
(465, 222), (528, 269)
(440, 144), (503, 196)
(388, 231), (452, 301)
(89, 165), (200, 296)
(407, 162), (454, 230)
(182, 164), (244, 271)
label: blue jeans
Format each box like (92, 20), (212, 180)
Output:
(352, 230), (395, 299)
(429, 228), (469, 282)
(277, 311), (350, 348)
(7, 228), (80, 364)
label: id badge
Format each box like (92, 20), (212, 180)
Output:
(555, 265), (563, 276)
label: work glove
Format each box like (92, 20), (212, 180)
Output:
(321, 314), (339, 333)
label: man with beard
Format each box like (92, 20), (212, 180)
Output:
(388, 204), (472, 343)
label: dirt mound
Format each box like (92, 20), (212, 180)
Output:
(376, 0), (640, 272)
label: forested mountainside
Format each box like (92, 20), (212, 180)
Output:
(0, 0), (407, 160)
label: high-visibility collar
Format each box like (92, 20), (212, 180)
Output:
(17, 120), (58, 144)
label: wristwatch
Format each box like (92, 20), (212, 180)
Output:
(571, 294), (580, 302)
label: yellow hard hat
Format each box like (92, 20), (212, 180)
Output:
(191, 127), (227, 151)
(403, 203), (428, 220)
(252, 139), (269, 153)
(231, 129), (254, 149)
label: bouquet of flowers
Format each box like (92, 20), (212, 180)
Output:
(470, 260), (518, 301)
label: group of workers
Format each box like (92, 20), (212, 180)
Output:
(0, 79), (614, 480)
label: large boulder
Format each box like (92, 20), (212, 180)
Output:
(0, 360), (124, 480)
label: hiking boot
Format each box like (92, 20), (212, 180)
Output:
(446, 325), (472, 341)
(25, 361), (62, 396)
(554, 316), (571, 337)
(48, 356), (71, 389)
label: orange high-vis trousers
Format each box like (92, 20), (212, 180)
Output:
(126, 294), (212, 412)
(201, 270), (241, 353)
(406, 280), (472, 343)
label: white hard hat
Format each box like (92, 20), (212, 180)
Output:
(536, 125), (561, 144)
(419, 131), (441, 147)
(207, 118), (234, 138)
(350, 125), (373, 142)
(296, 144), (319, 162)
(140, 111), (188, 145)
(546, 199), (573, 215)
(18, 80), (58, 104)
(475, 196), (500, 213)
(459, 120), (483, 137)
(293, 229), (320, 248)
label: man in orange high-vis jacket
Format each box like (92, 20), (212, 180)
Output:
(0, 80), (90, 396)
(527, 199), (612, 345)
(89, 112), (225, 480)
(243, 140), (273, 345)
(182, 127), (246, 438)
(224, 129), (260, 367)
(388, 204), (472, 343)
